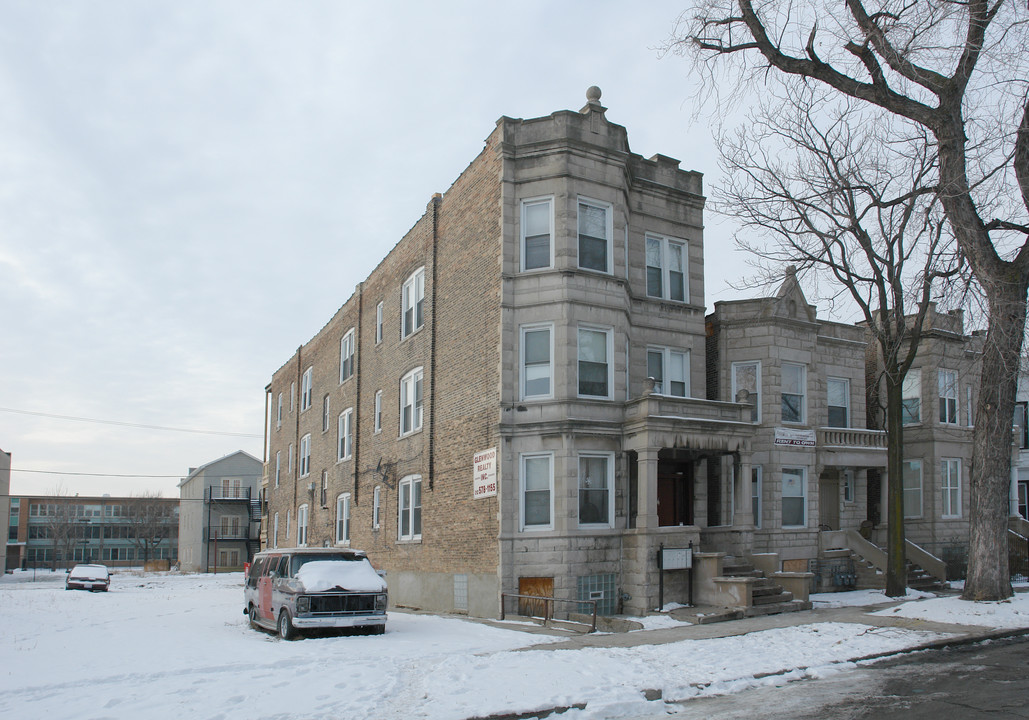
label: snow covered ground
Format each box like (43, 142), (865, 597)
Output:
(1, 570), (1027, 720)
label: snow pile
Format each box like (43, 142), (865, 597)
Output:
(811, 588), (934, 608)
(294, 559), (386, 593)
(874, 593), (1029, 628)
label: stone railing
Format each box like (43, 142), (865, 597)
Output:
(817, 428), (887, 449)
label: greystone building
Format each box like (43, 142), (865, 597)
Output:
(177, 450), (262, 572)
(263, 88), (998, 620)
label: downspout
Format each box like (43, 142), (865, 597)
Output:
(429, 194), (441, 491)
(354, 283), (363, 505)
(293, 346), (302, 514)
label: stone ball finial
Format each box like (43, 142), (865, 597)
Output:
(586, 86), (602, 103)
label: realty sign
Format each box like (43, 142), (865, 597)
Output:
(473, 447), (498, 499)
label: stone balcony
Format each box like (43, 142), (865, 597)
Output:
(816, 427), (887, 468)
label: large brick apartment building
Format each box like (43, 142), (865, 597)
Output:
(263, 88), (1001, 618)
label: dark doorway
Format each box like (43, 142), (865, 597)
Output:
(657, 456), (693, 527)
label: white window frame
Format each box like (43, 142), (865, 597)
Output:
(274, 451), (281, 488)
(375, 301), (383, 344)
(781, 362), (806, 424)
(299, 434), (311, 478)
(903, 459), (923, 519)
(272, 512), (279, 548)
(301, 367), (313, 411)
(827, 377), (850, 428)
(521, 196), (554, 271)
(941, 458), (962, 518)
(400, 367), (424, 436)
(287, 443), (294, 474)
(521, 324), (554, 400)
(339, 329), (355, 383)
(296, 504), (308, 547)
(646, 346), (689, 397)
(286, 509), (291, 541)
(577, 452), (615, 528)
(520, 452), (554, 531)
(843, 469), (855, 504)
(398, 475), (422, 541)
(336, 493), (351, 544)
(290, 381), (295, 411)
(781, 467), (807, 528)
(939, 369), (959, 425)
(338, 408), (354, 461)
(374, 390), (383, 433)
(577, 197), (613, 274)
(402, 267), (425, 339)
(731, 360), (761, 422)
(322, 394), (330, 432)
(373, 485), (381, 530)
(645, 233), (687, 302)
(902, 369), (922, 425)
(276, 393), (282, 428)
(577, 326), (613, 400)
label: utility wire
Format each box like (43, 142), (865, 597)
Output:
(11, 468), (264, 478)
(0, 406), (262, 438)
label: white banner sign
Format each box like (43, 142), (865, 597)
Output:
(773, 427), (816, 447)
(473, 447), (498, 499)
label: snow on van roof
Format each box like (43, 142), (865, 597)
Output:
(295, 559), (386, 593)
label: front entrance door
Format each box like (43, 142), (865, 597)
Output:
(518, 577), (553, 618)
(657, 460), (693, 527)
(819, 473), (840, 530)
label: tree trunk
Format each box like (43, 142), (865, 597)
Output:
(883, 375), (907, 597)
(963, 281), (1026, 600)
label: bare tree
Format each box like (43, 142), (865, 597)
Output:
(40, 485), (77, 569)
(717, 86), (963, 595)
(126, 491), (174, 566)
(677, 0), (1029, 601)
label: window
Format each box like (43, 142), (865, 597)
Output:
(903, 459), (923, 518)
(1015, 402), (1029, 449)
(645, 234), (687, 301)
(276, 393), (282, 428)
(299, 434), (311, 477)
(320, 470), (328, 508)
(752, 466), (762, 528)
(322, 395), (331, 432)
(577, 198), (611, 273)
(398, 475), (422, 540)
(375, 301), (383, 344)
(402, 268), (425, 338)
(939, 369), (958, 424)
(290, 381), (295, 411)
(578, 327), (611, 398)
(296, 504), (309, 546)
(340, 329), (355, 383)
(843, 469), (855, 503)
(400, 368), (424, 435)
(373, 486), (381, 529)
(521, 197), (553, 270)
(781, 363), (806, 423)
(301, 368), (313, 411)
(578, 453), (613, 527)
(274, 451), (281, 488)
(827, 377), (850, 428)
(941, 458), (961, 518)
(374, 390), (383, 433)
(286, 509), (291, 541)
(732, 361), (761, 422)
(336, 493), (351, 544)
(781, 468), (806, 527)
(338, 409), (354, 461)
(287, 443), (294, 473)
(647, 347), (689, 397)
(520, 453), (553, 530)
(902, 369), (921, 424)
(521, 325), (553, 399)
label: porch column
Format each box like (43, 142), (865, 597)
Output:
(734, 453), (755, 528)
(635, 447), (660, 530)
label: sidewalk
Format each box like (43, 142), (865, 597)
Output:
(481, 588), (1029, 655)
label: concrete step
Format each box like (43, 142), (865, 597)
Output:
(752, 591), (795, 606)
(744, 599), (812, 617)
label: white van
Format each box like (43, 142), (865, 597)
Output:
(244, 548), (387, 639)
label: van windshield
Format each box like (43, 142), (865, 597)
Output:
(289, 553), (361, 576)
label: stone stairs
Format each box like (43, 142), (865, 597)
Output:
(852, 556), (948, 592)
(721, 559), (812, 618)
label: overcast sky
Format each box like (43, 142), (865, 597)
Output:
(0, 1), (752, 498)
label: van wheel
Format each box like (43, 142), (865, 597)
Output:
(278, 610), (297, 641)
(248, 604), (260, 629)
